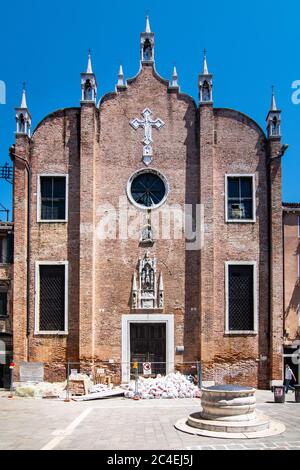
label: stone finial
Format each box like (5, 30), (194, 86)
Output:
(203, 49), (209, 75)
(20, 82), (27, 109)
(270, 85), (277, 111)
(86, 49), (93, 74)
(117, 64), (126, 88)
(170, 66), (179, 88)
(145, 15), (151, 33)
(159, 272), (164, 291)
(132, 271), (138, 291)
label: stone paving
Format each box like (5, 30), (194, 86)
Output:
(0, 389), (299, 450)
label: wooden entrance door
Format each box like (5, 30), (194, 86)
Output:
(130, 323), (166, 376)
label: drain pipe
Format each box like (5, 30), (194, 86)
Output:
(9, 146), (31, 359)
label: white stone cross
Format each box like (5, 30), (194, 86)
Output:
(130, 108), (165, 165)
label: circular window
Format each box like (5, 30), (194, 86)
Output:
(127, 169), (169, 209)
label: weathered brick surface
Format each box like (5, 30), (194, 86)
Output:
(11, 64), (284, 387)
(13, 109), (81, 374)
(94, 66), (199, 367)
(12, 134), (30, 374)
(210, 109), (272, 388)
(199, 103), (214, 374)
(268, 138), (284, 382)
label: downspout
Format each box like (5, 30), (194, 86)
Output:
(9, 146), (31, 359)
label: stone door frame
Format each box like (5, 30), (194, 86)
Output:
(121, 314), (174, 383)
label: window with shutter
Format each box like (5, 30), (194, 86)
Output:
(228, 264), (254, 332)
(39, 265), (66, 331)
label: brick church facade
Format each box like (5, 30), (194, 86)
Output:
(6, 18), (289, 388)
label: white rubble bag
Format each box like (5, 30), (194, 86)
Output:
(124, 372), (201, 399)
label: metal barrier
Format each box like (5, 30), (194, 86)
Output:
(6, 360), (202, 400)
(63, 360), (202, 400)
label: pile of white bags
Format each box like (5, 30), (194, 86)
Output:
(124, 372), (201, 399)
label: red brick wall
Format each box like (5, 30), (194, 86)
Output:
(268, 137), (284, 383)
(11, 65), (283, 387)
(93, 66), (199, 364)
(199, 103), (214, 378)
(209, 109), (271, 387)
(12, 134), (30, 370)
(13, 109), (81, 380)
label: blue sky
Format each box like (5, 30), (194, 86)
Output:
(0, 0), (299, 221)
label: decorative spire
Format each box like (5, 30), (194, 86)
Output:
(199, 49), (213, 104)
(203, 49), (209, 75)
(131, 271), (138, 308)
(16, 82), (31, 136)
(86, 49), (93, 74)
(270, 85), (277, 111)
(145, 15), (151, 33)
(81, 50), (97, 103)
(159, 272), (164, 291)
(266, 85), (281, 138)
(141, 15), (154, 63)
(20, 82), (27, 109)
(158, 272), (164, 308)
(117, 64), (125, 88)
(132, 271), (137, 291)
(170, 65), (179, 88)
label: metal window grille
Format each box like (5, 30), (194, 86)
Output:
(131, 173), (165, 207)
(39, 265), (65, 331)
(229, 265), (254, 331)
(40, 176), (66, 220)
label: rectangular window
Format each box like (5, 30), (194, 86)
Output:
(226, 175), (255, 222)
(225, 262), (257, 333)
(0, 234), (13, 264)
(35, 262), (68, 334)
(0, 292), (8, 317)
(38, 175), (68, 221)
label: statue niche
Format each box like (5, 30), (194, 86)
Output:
(141, 262), (154, 291)
(131, 252), (164, 309)
(140, 224), (154, 246)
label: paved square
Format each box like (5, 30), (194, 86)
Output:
(0, 390), (299, 450)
